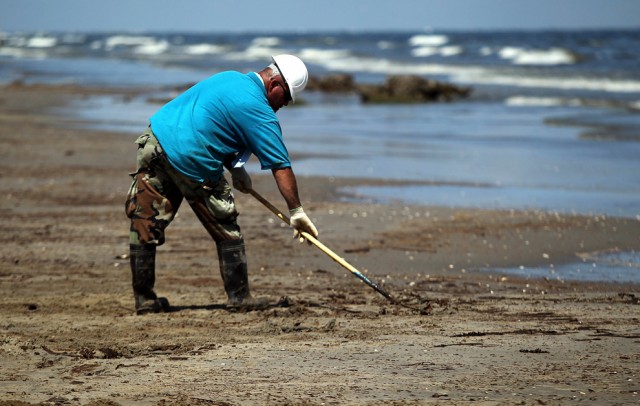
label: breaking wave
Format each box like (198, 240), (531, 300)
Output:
(497, 46), (577, 65)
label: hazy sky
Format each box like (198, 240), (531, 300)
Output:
(1, 0), (639, 32)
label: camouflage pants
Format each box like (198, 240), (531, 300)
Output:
(125, 128), (242, 246)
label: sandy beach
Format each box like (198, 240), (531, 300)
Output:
(1, 84), (639, 405)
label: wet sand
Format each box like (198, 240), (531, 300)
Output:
(1, 84), (639, 405)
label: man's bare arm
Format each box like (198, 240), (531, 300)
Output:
(272, 167), (302, 210)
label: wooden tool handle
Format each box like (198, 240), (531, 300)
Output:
(249, 189), (394, 301)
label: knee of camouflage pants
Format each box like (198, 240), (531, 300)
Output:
(185, 175), (243, 243)
(125, 169), (179, 245)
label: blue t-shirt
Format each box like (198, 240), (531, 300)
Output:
(149, 71), (291, 184)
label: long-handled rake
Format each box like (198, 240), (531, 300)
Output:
(249, 189), (395, 301)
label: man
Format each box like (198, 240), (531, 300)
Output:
(125, 54), (318, 314)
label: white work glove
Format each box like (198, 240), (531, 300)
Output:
(230, 166), (252, 194)
(289, 207), (318, 243)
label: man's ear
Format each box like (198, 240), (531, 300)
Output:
(267, 76), (279, 91)
(265, 78), (277, 98)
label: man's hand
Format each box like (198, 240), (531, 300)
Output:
(289, 207), (318, 243)
(230, 167), (252, 193)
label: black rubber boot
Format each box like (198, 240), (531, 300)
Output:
(130, 244), (169, 314)
(216, 239), (251, 306)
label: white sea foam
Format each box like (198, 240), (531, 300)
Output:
(307, 50), (483, 78)
(221, 37), (279, 60)
(409, 34), (460, 58)
(0, 47), (18, 57)
(0, 47), (29, 58)
(251, 37), (280, 46)
(244, 45), (281, 59)
(226, 44), (283, 61)
(299, 48), (351, 62)
(91, 34), (170, 55)
(499, 46), (576, 65)
(408, 34), (448, 47)
(0, 46), (48, 59)
(507, 96), (640, 110)
(313, 54), (640, 94)
(505, 96), (582, 107)
(478, 74), (640, 93)
(105, 35), (157, 50)
(440, 46), (463, 57)
(317, 56), (468, 77)
(26, 36), (57, 48)
(184, 44), (228, 55)
(411, 46), (439, 57)
(412, 45), (463, 58)
(133, 40), (169, 55)
(498, 47), (521, 59)
(326, 46), (637, 93)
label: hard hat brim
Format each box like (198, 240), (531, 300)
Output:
(272, 55), (297, 103)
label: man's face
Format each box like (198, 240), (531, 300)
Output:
(266, 76), (292, 112)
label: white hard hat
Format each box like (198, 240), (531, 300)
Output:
(271, 54), (308, 103)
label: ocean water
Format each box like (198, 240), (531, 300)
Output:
(488, 250), (640, 284)
(2, 29), (639, 282)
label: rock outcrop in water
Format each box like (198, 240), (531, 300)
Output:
(357, 75), (472, 104)
(306, 74), (357, 93)
(306, 74), (472, 104)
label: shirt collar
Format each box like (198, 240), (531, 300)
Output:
(250, 72), (266, 94)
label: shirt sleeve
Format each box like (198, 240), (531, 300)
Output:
(244, 120), (291, 170)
